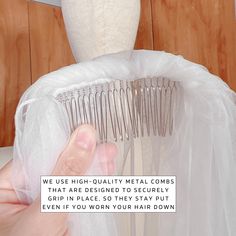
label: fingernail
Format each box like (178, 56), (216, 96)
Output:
(76, 126), (96, 151)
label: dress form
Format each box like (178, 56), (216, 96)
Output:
(61, 0), (141, 62)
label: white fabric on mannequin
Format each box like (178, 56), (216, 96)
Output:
(12, 50), (236, 236)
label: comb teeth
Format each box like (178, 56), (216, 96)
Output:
(56, 77), (180, 142)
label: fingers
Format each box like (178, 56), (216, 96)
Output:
(0, 189), (21, 204)
(52, 125), (97, 176)
(0, 160), (13, 190)
(94, 143), (118, 175)
(0, 203), (28, 220)
(26, 126), (117, 236)
(2, 126), (118, 236)
(10, 200), (68, 236)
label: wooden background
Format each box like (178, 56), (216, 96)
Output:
(0, 0), (236, 146)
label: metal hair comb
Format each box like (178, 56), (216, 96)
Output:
(56, 77), (180, 142)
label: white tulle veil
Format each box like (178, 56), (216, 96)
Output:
(12, 50), (236, 236)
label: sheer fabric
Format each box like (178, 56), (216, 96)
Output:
(12, 50), (236, 236)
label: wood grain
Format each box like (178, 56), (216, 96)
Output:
(151, 0), (236, 91)
(0, 0), (31, 147)
(28, 2), (75, 82)
(135, 0), (154, 49)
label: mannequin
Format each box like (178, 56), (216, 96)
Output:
(61, 0), (140, 62)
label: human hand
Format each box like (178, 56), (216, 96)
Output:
(0, 125), (117, 236)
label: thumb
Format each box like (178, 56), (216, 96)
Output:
(9, 126), (96, 236)
(52, 124), (97, 176)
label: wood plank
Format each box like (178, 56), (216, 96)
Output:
(151, 0), (236, 91)
(28, 2), (75, 82)
(135, 0), (154, 49)
(222, 0), (236, 91)
(0, 0), (31, 146)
